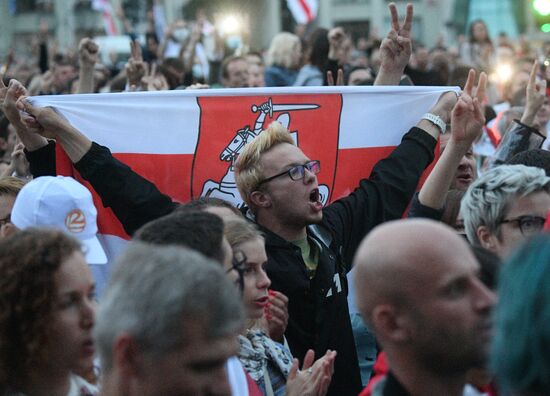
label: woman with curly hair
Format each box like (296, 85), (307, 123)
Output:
(0, 228), (97, 396)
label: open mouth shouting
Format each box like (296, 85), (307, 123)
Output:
(309, 188), (323, 212)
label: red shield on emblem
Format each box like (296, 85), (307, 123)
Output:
(192, 94), (342, 208)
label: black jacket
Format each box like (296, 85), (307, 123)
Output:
(253, 127), (436, 396)
(26, 140), (177, 236)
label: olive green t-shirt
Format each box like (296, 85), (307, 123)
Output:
(292, 237), (320, 279)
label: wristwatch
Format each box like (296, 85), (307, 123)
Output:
(421, 113), (447, 135)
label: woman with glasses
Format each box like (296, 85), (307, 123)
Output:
(224, 218), (336, 396)
(0, 229), (97, 396)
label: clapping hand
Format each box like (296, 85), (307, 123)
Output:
(285, 349), (337, 396)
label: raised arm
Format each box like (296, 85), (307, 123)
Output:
(181, 23), (201, 76)
(77, 38), (99, 94)
(491, 61), (547, 166)
(15, 98), (176, 235)
(521, 61), (548, 129)
(415, 90), (457, 141)
(374, 3), (413, 86)
(417, 70), (487, 211)
(0, 78), (48, 151)
(324, 27), (347, 85)
(125, 39), (148, 91)
(17, 98), (92, 163)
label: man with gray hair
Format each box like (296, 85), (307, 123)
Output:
(95, 243), (244, 396)
(460, 164), (550, 258)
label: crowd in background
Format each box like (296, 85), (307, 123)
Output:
(1, 4), (549, 178)
(1, 2), (550, 396)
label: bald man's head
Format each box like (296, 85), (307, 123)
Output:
(354, 219), (475, 324)
(353, 219), (495, 374)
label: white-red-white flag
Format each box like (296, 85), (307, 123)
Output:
(30, 86), (454, 291)
(287, 0), (319, 24)
(92, 0), (118, 36)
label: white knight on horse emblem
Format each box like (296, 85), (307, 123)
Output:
(200, 98), (329, 208)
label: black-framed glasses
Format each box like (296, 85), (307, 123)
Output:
(226, 250), (247, 293)
(257, 160), (321, 188)
(500, 215), (546, 236)
(0, 214), (10, 227)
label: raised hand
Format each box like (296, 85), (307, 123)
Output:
(40, 70), (55, 94)
(10, 143), (30, 178)
(521, 61), (548, 130)
(1, 79), (28, 131)
(375, 3), (413, 85)
(140, 63), (169, 91)
(125, 39), (147, 90)
(327, 69), (344, 86)
(327, 27), (349, 64)
(450, 69), (487, 149)
(0, 79), (49, 151)
(77, 37), (99, 93)
(78, 38), (99, 69)
(16, 97), (91, 163)
(16, 97), (68, 139)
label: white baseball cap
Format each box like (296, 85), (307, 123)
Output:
(11, 176), (107, 265)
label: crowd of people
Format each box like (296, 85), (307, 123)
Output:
(1, 2), (550, 396)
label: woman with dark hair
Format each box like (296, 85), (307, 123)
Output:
(0, 229), (97, 396)
(459, 19), (494, 72)
(294, 28), (329, 87)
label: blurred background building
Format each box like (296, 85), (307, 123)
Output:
(0, 0), (548, 58)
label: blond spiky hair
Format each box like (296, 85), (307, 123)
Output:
(235, 121), (295, 209)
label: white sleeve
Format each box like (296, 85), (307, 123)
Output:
(226, 356), (249, 396)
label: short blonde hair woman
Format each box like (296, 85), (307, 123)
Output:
(264, 33), (302, 87)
